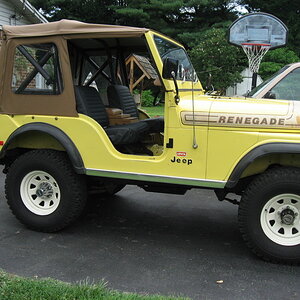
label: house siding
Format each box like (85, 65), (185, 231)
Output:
(0, 0), (45, 26)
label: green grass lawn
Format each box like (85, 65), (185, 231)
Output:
(0, 271), (188, 300)
(141, 105), (164, 117)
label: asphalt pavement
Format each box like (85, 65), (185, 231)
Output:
(0, 171), (299, 300)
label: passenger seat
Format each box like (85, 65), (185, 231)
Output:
(107, 85), (164, 133)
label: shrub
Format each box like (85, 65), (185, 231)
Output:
(141, 89), (154, 107)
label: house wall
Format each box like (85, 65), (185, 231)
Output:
(226, 68), (263, 96)
(0, 0), (46, 26)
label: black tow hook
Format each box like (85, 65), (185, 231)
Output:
(223, 197), (240, 205)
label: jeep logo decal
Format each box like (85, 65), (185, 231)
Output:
(171, 156), (192, 165)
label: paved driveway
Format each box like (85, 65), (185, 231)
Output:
(0, 172), (299, 299)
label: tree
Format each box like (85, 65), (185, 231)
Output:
(30, 0), (247, 92)
(189, 28), (247, 94)
(31, 0), (239, 42)
(259, 48), (299, 80)
(113, 0), (238, 41)
(30, 0), (117, 24)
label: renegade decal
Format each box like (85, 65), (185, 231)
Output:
(180, 99), (300, 128)
(180, 98), (300, 128)
(182, 112), (287, 127)
(217, 116), (285, 126)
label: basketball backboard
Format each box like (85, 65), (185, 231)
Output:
(229, 12), (288, 89)
(229, 12), (288, 49)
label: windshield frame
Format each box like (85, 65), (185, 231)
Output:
(153, 33), (197, 82)
(144, 31), (203, 93)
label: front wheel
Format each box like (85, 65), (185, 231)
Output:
(5, 150), (87, 232)
(239, 167), (300, 264)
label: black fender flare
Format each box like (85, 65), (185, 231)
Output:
(226, 142), (300, 188)
(0, 122), (85, 174)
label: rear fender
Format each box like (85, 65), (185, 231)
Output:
(0, 122), (85, 174)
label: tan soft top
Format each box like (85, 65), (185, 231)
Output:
(2, 19), (149, 39)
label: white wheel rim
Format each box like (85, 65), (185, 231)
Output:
(20, 170), (61, 216)
(260, 194), (300, 246)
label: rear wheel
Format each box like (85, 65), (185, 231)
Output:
(5, 150), (87, 232)
(239, 167), (300, 264)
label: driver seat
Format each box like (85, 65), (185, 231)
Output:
(74, 86), (149, 146)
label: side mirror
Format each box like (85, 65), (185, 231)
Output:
(162, 58), (179, 79)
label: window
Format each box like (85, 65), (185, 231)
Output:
(12, 43), (63, 95)
(248, 66), (289, 97)
(264, 68), (300, 101)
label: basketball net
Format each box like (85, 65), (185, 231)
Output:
(241, 43), (271, 73)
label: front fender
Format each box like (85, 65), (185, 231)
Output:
(226, 142), (300, 188)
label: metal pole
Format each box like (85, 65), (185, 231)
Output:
(251, 72), (258, 90)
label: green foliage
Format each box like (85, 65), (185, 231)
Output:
(259, 48), (300, 79)
(189, 28), (247, 94)
(34, 0), (300, 90)
(142, 106), (164, 117)
(112, 0), (238, 41)
(30, 0), (246, 90)
(140, 90), (155, 107)
(179, 20), (232, 47)
(30, 0), (238, 42)
(30, 0), (116, 24)
(0, 271), (188, 300)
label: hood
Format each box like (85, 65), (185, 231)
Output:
(179, 95), (300, 129)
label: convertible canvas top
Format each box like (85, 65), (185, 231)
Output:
(0, 20), (151, 116)
(2, 19), (149, 39)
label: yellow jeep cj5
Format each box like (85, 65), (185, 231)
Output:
(0, 20), (299, 264)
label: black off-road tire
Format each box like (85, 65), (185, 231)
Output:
(5, 150), (87, 232)
(238, 167), (300, 264)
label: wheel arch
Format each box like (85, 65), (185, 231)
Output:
(0, 122), (85, 174)
(226, 142), (300, 189)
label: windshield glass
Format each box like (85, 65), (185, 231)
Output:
(154, 35), (195, 81)
(248, 65), (290, 97)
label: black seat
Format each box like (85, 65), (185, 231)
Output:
(74, 86), (148, 145)
(107, 85), (164, 133)
(108, 84), (139, 118)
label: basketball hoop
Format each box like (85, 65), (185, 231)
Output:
(241, 43), (271, 74)
(228, 12), (288, 89)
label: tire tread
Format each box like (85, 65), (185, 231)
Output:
(239, 166), (300, 264)
(5, 150), (86, 232)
